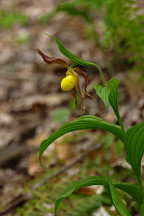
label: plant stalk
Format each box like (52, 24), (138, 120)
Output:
(117, 112), (125, 133)
(96, 65), (106, 86)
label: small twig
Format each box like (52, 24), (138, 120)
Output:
(32, 141), (103, 190)
(0, 194), (29, 215)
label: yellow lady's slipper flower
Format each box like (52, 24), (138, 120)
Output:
(61, 74), (77, 91)
(33, 48), (91, 110)
(61, 68), (78, 91)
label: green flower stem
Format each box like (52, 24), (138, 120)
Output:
(116, 112), (125, 133)
(70, 63), (106, 86)
(96, 65), (106, 86)
(69, 63), (78, 68)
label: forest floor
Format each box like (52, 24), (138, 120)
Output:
(0, 0), (144, 216)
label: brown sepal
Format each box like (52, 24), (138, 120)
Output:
(72, 87), (78, 108)
(32, 48), (68, 67)
(74, 67), (92, 98)
(76, 79), (86, 111)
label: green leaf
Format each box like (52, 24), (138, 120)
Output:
(54, 176), (132, 216)
(94, 79), (122, 124)
(126, 122), (144, 184)
(107, 78), (125, 131)
(46, 35), (100, 67)
(39, 115), (125, 167)
(109, 182), (132, 216)
(107, 78), (120, 118)
(54, 176), (109, 216)
(55, 176), (108, 216)
(94, 83), (110, 108)
(114, 182), (142, 204)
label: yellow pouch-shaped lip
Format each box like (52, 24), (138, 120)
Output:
(61, 74), (78, 91)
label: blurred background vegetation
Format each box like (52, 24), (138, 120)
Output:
(1, 0), (144, 76)
(45, 0), (144, 78)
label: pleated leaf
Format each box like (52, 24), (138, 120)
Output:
(114, 182), (142, 204)
(126, 122), (144, 183)
(107, 78), (120, 118)
(94, 79), (121, 116)
(39, 115), (125, 167)
(46, 35), (101, 68)
(54, 176), (132, 216)
(94, 83), (110, 108)
(54, 176), (109, 216)
(109, 182), (132, 216)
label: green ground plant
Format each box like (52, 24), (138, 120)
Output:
(0, 9), (28, 28)
(40, 0), (144, 76)
(34, 36), (144, 216)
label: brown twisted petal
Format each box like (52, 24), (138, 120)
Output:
(74, 67), (92, 98)
(76, 79), (86, 111)
(31, 48), (68, 67)
(72, 87), (78, 108)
